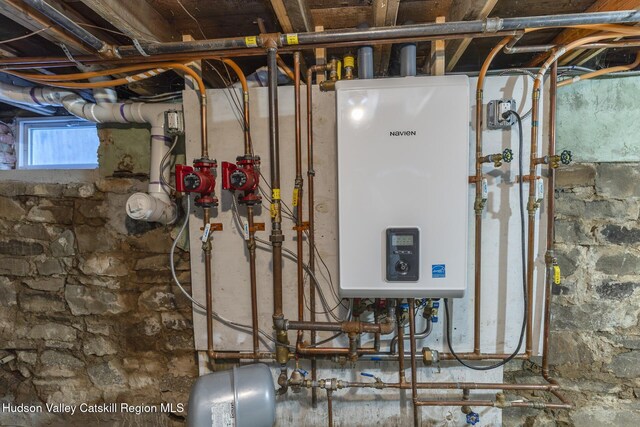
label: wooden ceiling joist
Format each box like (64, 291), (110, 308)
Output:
(78, 0), (175, 43)
(527, 0), (640, 67)
(373, 0), (400, 76)
(270, 0), (315, 33)
(0, 0), (93, 55)
(445, 0), (499, 72)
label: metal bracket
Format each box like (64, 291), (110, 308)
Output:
(199, 223), (223, 232)
(250, 223), (266, 232)
(59, 43), (85, 68)
(292, 222), (310, 231)
(523, 359), (542, 374)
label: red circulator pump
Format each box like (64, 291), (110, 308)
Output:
(175, 158), (218, 207)
(221, 155), (262, 205)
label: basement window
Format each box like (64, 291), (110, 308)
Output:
(16, 117), (99, 169)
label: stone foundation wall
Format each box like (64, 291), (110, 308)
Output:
(0, 177), (197, 426)
(505, 163), (640, 426)
(1, 161), (638, 426)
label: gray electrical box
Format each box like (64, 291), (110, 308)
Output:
(487, 99), (516, 129)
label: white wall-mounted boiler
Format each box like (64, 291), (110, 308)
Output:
(336, 76), (470, 298)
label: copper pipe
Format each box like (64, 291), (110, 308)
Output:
(539, 63), (573, 409)
(346, 382), (558, 391)
(438, 352), (529, 361)
(414, 399), (571, 409)
(209, 351), (275, 360)
(306, 63), (325, 408)
(525, 33), (618, 355)
(474, 36), (515, 355)
(396, 306), (406, 384)
(287, 319), (395, 335)
(558, 50), (640, 87)
(294, 52), (305, 348)
(247, 206), (259, 354)
(541, 62), (558, 377)
(327, 390), (334, 427)
(221, 59), (250, 154)
(266, 46), (289, 366)
(408, 299), (419, 427)
(295, 342), (377, 356)
(203, 207), (215, 365)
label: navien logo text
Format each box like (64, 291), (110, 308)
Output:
(389, 130), (417, 137)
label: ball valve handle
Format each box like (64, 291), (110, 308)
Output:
(560, 149), (573, 165)
(502, 148), (514, 163)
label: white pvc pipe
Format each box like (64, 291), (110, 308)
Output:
(0, 81), (179, 224)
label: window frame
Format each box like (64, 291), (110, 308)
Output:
(16, 116), (99, 170)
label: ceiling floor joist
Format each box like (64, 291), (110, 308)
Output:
(373, 0), (400, 76)
(527, 0), (640, 67)
(445, 0), (499, 72)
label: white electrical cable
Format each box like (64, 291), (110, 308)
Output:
(169, 195), (295, 351)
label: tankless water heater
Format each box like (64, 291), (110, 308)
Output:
(336, 76), (469, 298)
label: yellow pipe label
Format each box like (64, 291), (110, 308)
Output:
(245, 36), (258, 48)
(337, 60), (342, 80)
(286, 34), (299, 45)
(272, 188), (281, 200)
(553, 265), (561, 285)
(292, 188), (299, 207)
(270, 203), (277, 218)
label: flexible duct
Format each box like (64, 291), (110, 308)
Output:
(0, 81), (177, 224)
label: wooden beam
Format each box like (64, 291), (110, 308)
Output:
(430, 16), (446, 76)
(269, 0), (315, 33)
(182, 34), (202, 91)
(445, 0), (499, 72)
(528, 0), (640, 67)
(373, 0), (400, 76)
(314, 25), (326, 83)
(78, 0), (175, 42)
(0, 0), (92, 55)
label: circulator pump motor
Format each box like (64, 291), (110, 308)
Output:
(221, 155), (262, 205)
(175, 158), (218, 207)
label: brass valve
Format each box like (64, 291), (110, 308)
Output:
(480, 148), (513, 168)
(549, 150), (573, 168)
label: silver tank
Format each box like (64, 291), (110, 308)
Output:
(187, 363), (276, 427)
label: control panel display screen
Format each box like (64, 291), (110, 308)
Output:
(386, 228), (419, 282)
(392, 235), (413, 246)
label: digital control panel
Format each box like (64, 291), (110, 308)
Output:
(386, 228), (419, 282)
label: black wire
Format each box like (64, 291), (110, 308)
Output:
(444, 110), (527, 371)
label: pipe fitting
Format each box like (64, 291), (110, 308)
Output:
(484, 17), (504, 33)
(274, 316), (287, 331)
(422, 347), (440, 366)
(348, 333), (358, 361)
(261, 33), (281, 49)
(125, 192), (177, 224)
(275, 330), (290, 365)
(288, 369), (305, 393)
(319, 80), (336, 92)
(277, 368), (289, 395)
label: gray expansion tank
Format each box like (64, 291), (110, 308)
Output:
(187, 363), (276, 427)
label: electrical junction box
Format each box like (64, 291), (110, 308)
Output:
(336, 76), (469, 298)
